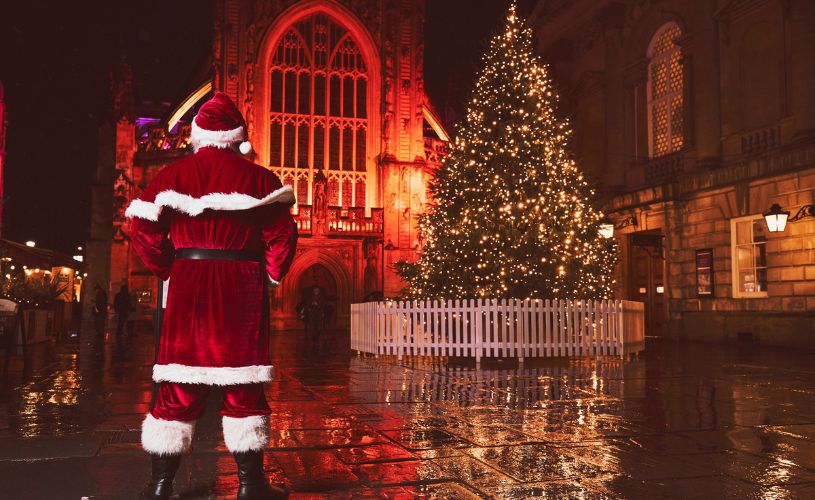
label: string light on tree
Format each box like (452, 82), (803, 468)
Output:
(397, 3), (617, 300)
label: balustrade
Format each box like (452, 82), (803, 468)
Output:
(293, 205), (383, 236)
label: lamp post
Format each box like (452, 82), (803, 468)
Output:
(763, 204), (790, 233)
(599, 221), (614, 239)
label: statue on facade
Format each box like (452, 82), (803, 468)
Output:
(312, 170), (328, 236)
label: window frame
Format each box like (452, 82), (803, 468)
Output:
(646, 22), (684, 159)
(265, 13), (370, 209)
(730, 214), (769, 299)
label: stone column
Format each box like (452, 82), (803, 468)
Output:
(80, 123), (115, 371)
(689, 0), (722, 167)
(604, 25), (625, 191)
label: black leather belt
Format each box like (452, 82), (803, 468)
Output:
(175, 248), (263, 262)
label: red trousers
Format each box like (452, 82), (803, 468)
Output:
(150, 382), (270, 421)
(142, 382), (271, 455)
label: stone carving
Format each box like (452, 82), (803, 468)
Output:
(244, 63), (255, 137)
(382, 38), (396, 154)
(363, 237), (380, 294)
(312, 170), (328, 236)
(213, 18), (222, 87)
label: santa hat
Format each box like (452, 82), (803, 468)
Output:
(190, 91), (253, 154)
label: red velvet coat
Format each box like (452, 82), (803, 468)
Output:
(126, 147), (297, 386)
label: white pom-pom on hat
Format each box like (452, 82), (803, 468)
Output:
(239, 141), (253, 155)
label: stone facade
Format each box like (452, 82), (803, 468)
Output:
(106, 0), (447, 329)
(530, 0), (815, 345)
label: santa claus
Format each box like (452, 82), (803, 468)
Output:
(126, 92), (297, 499)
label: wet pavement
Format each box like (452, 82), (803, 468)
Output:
(2, 326), (815, 499)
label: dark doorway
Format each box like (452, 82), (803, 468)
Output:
(295, 264), (338, 328)
(629, 232), (665, 337)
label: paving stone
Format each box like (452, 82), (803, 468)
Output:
(0, 434), (102, 460)
(4, 328), (815, 498)
(382, 428), (473, 450)
(335, 443), (416, 464)
(467, 444), (608, 483)
(269, 449), (361, 491)
(488, 480), (609, 499)
(719, 450), (815, 486)
(430, 455), (516, 490)
(353, 459), (448, 485)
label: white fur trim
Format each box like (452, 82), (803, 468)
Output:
(126, 198), (162, 221)
(141, 414), (195, 455)
(223, 415), (269, 452)
(125, 185), (295, 221)
(152, 364), (275, 385)
(239, 141), (253, 155)
(190, 120), (245, 150)
(268, 275), (281, 288)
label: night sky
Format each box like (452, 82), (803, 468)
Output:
(0, 0), (532, 254)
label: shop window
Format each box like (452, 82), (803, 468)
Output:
(647, 22), (683, 158)
(730, 216), (768, 298)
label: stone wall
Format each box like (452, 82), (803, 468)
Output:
(530, 0), (815, 345)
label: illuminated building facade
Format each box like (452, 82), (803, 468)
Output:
(530, 0), (815, 344)
(108, 0), (448, 328)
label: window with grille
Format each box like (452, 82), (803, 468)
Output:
(647, 23), (683, 158)
(730, 215), (768, 298)
(268, 14), (368, 207)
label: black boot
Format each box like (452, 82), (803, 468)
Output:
(233, 450), (289, 499)
(142, 453), (182, 500)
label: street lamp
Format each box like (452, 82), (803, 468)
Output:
(763, 204), (790, 233)
(25, 240), (35, 248)
(599, 221), (614, 239)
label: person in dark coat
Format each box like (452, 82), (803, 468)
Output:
(113, 284), (133, 340)
(297, 287), (330, 343)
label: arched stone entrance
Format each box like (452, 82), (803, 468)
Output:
(274, 248), (354, 330)
(294, 263), (338, 326)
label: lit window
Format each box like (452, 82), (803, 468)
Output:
(647, 23), (683, 158)
(268, 14), (368, 208)
(730, 216), (768, 298)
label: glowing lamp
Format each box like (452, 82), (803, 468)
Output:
(25, 241), (36, 247)
(763, 204), (789, 233)
(599, 222), (614, 239)
(73, 255), (84, 262)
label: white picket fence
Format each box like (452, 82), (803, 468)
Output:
(350, 299), (645, 361)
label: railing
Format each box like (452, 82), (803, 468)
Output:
(293, 205), (383, 235)
(329, 207), (383, 234)
(643, 152), (684, 183)
(137, 124), (191, 154)
(351, 299), (645, 361)
(740, 125), (781, 155)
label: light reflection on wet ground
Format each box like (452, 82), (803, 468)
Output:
(1, 327), (815, 498)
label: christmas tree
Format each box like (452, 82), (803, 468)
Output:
(398, 3), (617, 300)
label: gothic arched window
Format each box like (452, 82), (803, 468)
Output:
(268, 14), (368, 207)
(647, 23), (683, 158)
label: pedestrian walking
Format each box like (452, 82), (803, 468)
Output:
(297, 286), (329, 343)
(127, 92), (297, 500)
(113, 284), (132, 341)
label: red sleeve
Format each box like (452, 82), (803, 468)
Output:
(261, 203), (298, 286)
(127, 178), (174, 281)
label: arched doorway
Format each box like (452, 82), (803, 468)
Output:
(295, 263), (337, 308)
(275, 247), (353, 330)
